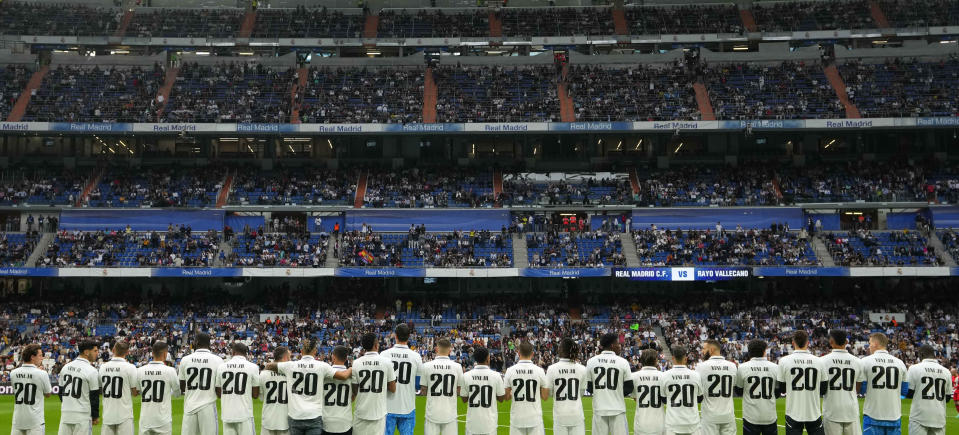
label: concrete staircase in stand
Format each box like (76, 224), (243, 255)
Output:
(512, 234), (529, 268)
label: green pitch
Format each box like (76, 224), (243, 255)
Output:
(1, 396), (956, 434)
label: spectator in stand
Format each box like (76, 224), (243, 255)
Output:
(364, 168), (497, 208)
(820, 229), (943, 266)
(434, 65), (559, 123)
(840, 58), (959, 118)
(0, 2), (121, 36)
(632, 225), (818, 266)
(625, 4), (742, 35)
(298, 67), (423, 124)
(567, 63), (699, 121)
(162, 62), (293, 123)
(252, 6), (363, 38)
(377, 9), (489, 38)
(751, 0), (874, 32)
(127, 7), (242, 38)
(24, 64), (166, 123)
(705, 61), (844, 120)
(501, 7), (615, 36)
(0, 65), (31, 121)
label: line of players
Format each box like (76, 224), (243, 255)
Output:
(7, 324), (955, 435)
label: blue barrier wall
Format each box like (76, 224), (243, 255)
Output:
(931, 206), (959, 229)
(309, 215), (344, 233)
(346, 210), (509, 232)
(226, 214), (265, 231)
(805, 213), (840, 231)
(61, 210), (225, 231)
(886, 212), (917, 230)
(630, 208), (803, 230)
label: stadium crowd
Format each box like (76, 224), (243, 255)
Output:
(377, 9), (489, 38)
(35, 226), (221, 267)
(337, 226), (513, 268)
(298, 66), (424, 124)
(363, 168), (497, 208)
(434, 65), (560, 123)
(566, 63), (700, 122)
(87, 166), (226, 208)
(251, 7), (363, 39)
(0, 65), (31, 122)
(632, 225), (819, 266)
(706, 61), (845, 120)
(162, 62), (294, 124)
(526, 230), (627, 267)
(820, 229), (944, 266)
(23, 64), (166, 123)
(229, 166), (357, 206)
(625, 4), (743, 35)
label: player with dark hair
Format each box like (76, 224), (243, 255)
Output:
(421, 338), (463, 435)
(460, 346), (507, 434)
(384, 323), (422, 435)
(697, 339), (737, 435)
(137, 341), (182, 435)
(736, 340), (781, 435)
(179, 332), (224, 435)
(660, 345), (703, 435)
(100, 340), (139, 435)
(351, 332), (396, 434)
(323, 346), (354, 435)
(215, 342), (260, 435)
(505, 341), (549, 435)
(58, 339), (101, 435)
(547, 338), (587, 435)
(821, 330), (862, 435)
(630, 348), (665, 435)
(906, 345), (952, 435)
(586, 333), (634, 435)
(11, 343), (53, 435)
(779, 330), (826, 435)
(860, 332), (907, 435)
(260, 346), (291, 435)
(266, 337), (352, 435)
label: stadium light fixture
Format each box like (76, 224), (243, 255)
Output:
(616, 141), (622, 150)
(327, 139), (333, 149)
(732, 45), (749, 51)
(673, 142), (684, 154)
(196, 51), (210, 56)
(825, 139), (836, 149)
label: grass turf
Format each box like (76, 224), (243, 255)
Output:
(0, 395), (956, 434)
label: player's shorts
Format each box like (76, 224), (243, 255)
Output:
(700, 420), (736, 435)
(742, 420), (778, 435)
(862, 416), (900, 435)
(553, 423), (586, 435)
(288, 417), (323, 435)
(509, 425), (545, 435)
(634, 429), (665, 435)
(323, 430), (353, 435)
(102, 419), (135, 435)
(139, 424), (173, 435)
(10, 425), (44, 435)
(424, 420), (458, 435)
(785, 416), (825, 435)
(664, 424), (702, 435)
(906, 421), (944, 435)
(824, 419), (862, 435)
(353, 418), (386, 435)
(182, 403), (219, 435)
(223, 418), (256, 435)
(385, 411), (416, 435)
(58, 420), (92, 435)
(592, 413), (629, 435)
(261, 430), (290, 435)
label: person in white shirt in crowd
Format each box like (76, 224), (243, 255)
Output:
(259, 346), (291, 435)
(859, 332), (907, 435)
(215, 342), (260, 435)
(11, 344), (53, 435)
(660, 345), (704, 435)
(460, 346), (507, 435)
(505, 341), (549, 435)
(586, 333), (634, 435)
(384, 324), (423, 435)
(137, 342), (182, 435)
(265, 338), (352, 435)
(100, 340), (139, 435)
(906, 344), (952, 435)
(778, 330), (826, 435)
(58, 339), (102, 435)
(820, 330), (863, 435)
(546, 338), (588, 435)
(630, 348), (665, 435)
(735, 340), (781, 435)
(696, 339), (737, 435)
(178, 333), (224, 435)
(420, 338), (463, 435)
(351, 332), (397, 435)
(320, 346), (354, 435)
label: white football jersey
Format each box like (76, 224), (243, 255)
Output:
(696, 355), (737, 423)
(586, 350), (632, 416)
(504, 359), (547, 428)
(259, 369), (289, 431)
(351, 351), (396, 421)
(779, 350), (823, 422)
(546, 358), (588, 427)
(137, 361), (182, 430)
(59, 357), (101, 424)
(459, 364), (506, 434)
(659, 365), (703, 432)
(907, 358), (951, 428)
(859, 350), (907, 420)
(323, 364), (354, 433)
(11, 364), (52, 430)
(422, 356), (463, 424)
(736, 357), (780, 425)
(215, 356), (260, 422)
(821, 349), (863, 423)
(276, 355), (336, 420)
(383, 344), (423, 415)
(99, 357), (138, 425)
(177, 349), (224, 414)
(631, 367), (665, 434)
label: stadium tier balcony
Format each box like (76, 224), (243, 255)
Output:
(0, 65), (31, 121)
(567, 64), (699, 122)
(230, 167), (356, 206)
(751, 0), (875, 32)
(839, 59), (959, 118)
(162, 62), (293, 123)
(503, 174), (633, 206)
(363, 169), (495, 208)
(636, 166), (780, 207)
(339, 229), (512, 267)
(632, 227), (817, 266)
(501, 7), (616, 37)
(0, 233), (39, 267)
(877, 0), (959, 28)
(298, 67), (423, 124)
(624, 4), (743, 35)
(231, 231), (328, 267)
(0, 2), (120, 36)
(0, 169), (85, 206)
(88, 166), (226, 208)
(127, 8), (242, 38)
(22, 64), (165, 123)
(434, 65), (559, 123)
(705, 61), (845, 120)
(251, 7), (363, 39)
(820, 230), (942, 266)
(36, 228), (221, 267)
(526, 231), (625, 267)
(377, 9), (489, 38)
(776, 160), (929, 203)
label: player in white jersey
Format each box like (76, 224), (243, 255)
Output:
(859, 333), (907, 435)
(735, 340), (782, 435)
(11, 344), (53, 435)
(659, 345), (703, 435)
(351, 332), (397, 435)
(100, 340), (139, 435)
(420, 338), (464, 435)
(260, 347), (291, 435)
(906, 345), (952, 435)
(266, 337), (352, 435)
(696, 340), (737, 435)
(58, 339), (102, 435)
(215, 343), (261, 435)
(384, 324), (422, 435)
(630, 349), (665, 435)
(178, 333), (224, 435)
(820, 330), (863, 435)
(137, 342), (182, 435)
(323, 346), (354, 435)
(504, 341), (549, 435)
(460, 346), (507, 435)
(778, 330), (826, 435)
(586, 333), (634, 435)
(546, 339), (588, 435)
